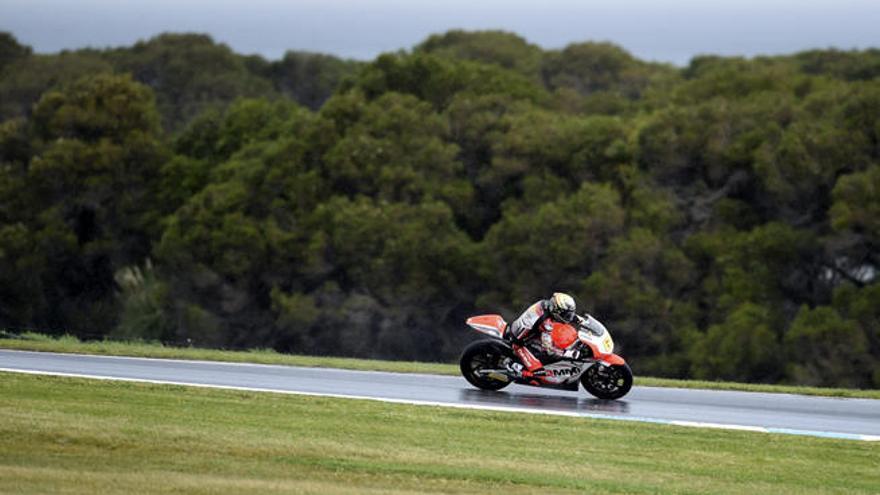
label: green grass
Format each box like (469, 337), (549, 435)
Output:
(2, 372), (878, 495)
(2, 331), (879, 399)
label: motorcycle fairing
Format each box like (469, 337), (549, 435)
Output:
(577, 314), (625, 366)
(466, 314), (507, 339)
(539, 361), (589, 385)
(513, 344), (543, 371)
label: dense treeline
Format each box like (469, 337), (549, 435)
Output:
(1, 31), (878, 388)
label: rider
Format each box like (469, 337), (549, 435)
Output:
(505, 292), (583, 376)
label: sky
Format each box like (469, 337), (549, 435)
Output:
(2, 0), (879, 65)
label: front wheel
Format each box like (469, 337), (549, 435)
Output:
(581, 363), (633, 400)
(459, 340), (512, 391)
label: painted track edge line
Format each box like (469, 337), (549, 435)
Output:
(1, 367), (876, 442)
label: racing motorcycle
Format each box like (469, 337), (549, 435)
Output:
(460, 313), (633, 400)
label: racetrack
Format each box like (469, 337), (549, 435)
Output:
(2, 349), (878, 441)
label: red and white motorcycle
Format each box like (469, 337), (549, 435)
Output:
(460, 313), (633, 400)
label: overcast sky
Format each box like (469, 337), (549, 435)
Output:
(2, 0), (879, 65)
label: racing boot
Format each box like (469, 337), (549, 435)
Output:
(505, 359), (525, 378)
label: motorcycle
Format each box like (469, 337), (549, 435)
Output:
(459, 313), (633, 400)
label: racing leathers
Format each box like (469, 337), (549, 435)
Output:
(506, 299), (582, 373)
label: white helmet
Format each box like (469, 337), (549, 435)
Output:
(549, 292), (576, 323)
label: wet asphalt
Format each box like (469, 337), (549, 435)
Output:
(2, 349), (878, 437)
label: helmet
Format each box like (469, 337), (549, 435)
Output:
(549, 292), (576, 323)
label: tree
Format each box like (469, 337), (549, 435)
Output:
(784, 305), (873, 387)
(795, 48), (880, 81)
(583, 228), (696, 376)
(442, 93), (522, 236)
(542, 42), (672, 100)
(348, 52), (547, 111)
(492, 108), (631, 188)
(753, 120), (847, 219)
(0, 32), (32, 73)
(0, 222), (47, 326)
(266, 51), (362, 110)
(479, 182), (625, 308)
(1, 74), (167, 334)
(0, 51), (113, 122)
(689, 303), (782, 382)
(686, 223), (820, 324)
(824, 165), (880, 299)
(289, 197), (478, 359)
(832, 165), (880, 244)
(1, 30), (878, 388)
(416, 30), (543, 80)
(156, 129), (321, 348)
(832, 283), (880, 385)
(321, 92), (470, 210)
(107, 33), (276, 129)
(111, 261), (174, 342)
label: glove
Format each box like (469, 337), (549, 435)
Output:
(563, 348), (580, 360)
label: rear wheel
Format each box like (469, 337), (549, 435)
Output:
(581, 363), (633, 400)
(459, 340), (512, 391)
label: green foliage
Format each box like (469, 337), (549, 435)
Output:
(0, 222), (46, 325)
(292, 197), (477, 358)
(582, 225), (697, 376)
(689, 303), (782, 382)
(310, 197), (474, 299)
(32, 72), (161, 141)
(0, 32), (32, 73)
(350, 52), (547, 110)
(784, 305), (874, 388)
(638, 93), (793, 195)
(837, 82), (880, 161)
(321, 92), (468, 206)
(266, 51), (362, 110)
(0, 33), (358, 130)
(795, 48), (880, 81)
(832, 165), (880, 240)
(754, 120), (847, 202)
(1, 31), (879, 386)
(160, 181), (269, 280)
(111, 261), (174, 342)
(491, 108), (631, 188)
(0, 51), (113, 122)
(678, 57), (801, 103)
(831, 284), (880, 386)
(27, 73), (167, 253)
(107, 33), (276, 129)
(617, 168), (683, 232)
(542, 42), (674, 102)
(828, 165), (880, 288)
(270, 287), (320, 347)
(481, 182), (624, 305)
(416, 30), (543, 80)
(687, 223), (818, 320)
(0, 73), (168, 335)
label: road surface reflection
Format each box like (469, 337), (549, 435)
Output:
(459, 388), (629, 414)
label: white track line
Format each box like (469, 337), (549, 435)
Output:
(1, 367), (877, 442)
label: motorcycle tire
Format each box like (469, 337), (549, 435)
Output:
(581, 363), (633, 400)
(459, 339), (512, 391)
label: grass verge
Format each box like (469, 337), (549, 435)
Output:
(2, 331), (879, 399)
(2, 372), (879, 495)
